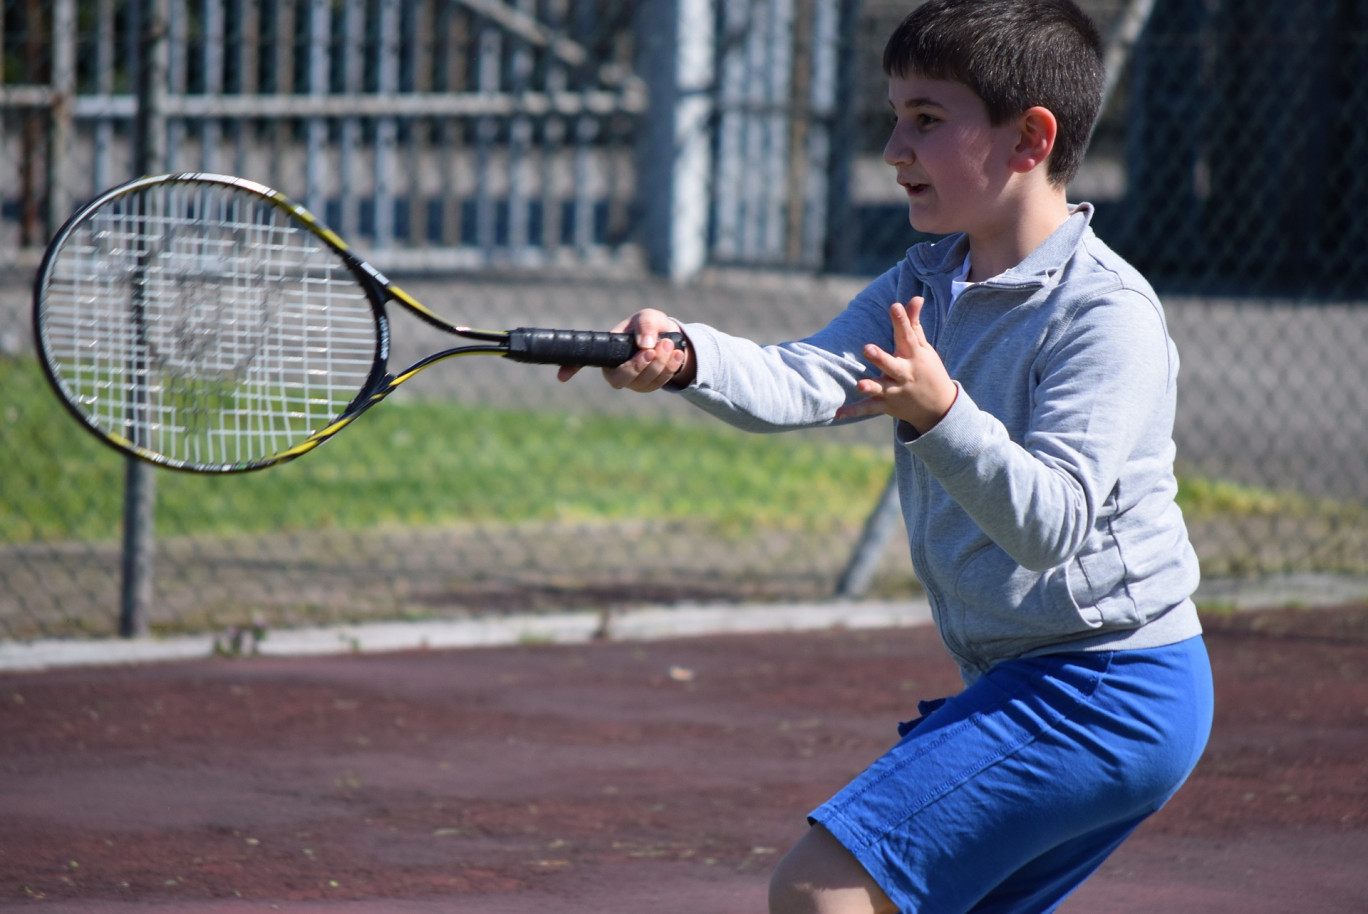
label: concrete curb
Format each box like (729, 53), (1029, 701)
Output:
(5, 572), (1368, 674)
(0, 600), (934, 673)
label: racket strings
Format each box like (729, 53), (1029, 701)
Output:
(39, 181), (381, 469)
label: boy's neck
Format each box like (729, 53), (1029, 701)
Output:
(964, 188), (1072, 282)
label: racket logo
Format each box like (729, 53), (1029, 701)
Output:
(150, 268), (272, 381)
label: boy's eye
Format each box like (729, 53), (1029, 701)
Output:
(887, 110), (940, 129)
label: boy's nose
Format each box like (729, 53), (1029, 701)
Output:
(883, 132), (913, 167)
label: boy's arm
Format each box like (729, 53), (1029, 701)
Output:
(675, 271), (903, 432)
(560, 266), (905, 432)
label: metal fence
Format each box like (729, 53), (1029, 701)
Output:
(2, 0), (1366, 642)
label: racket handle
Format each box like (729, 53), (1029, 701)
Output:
(505, 328), (687, 367)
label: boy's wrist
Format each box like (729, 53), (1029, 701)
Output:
(665, 340), (697, 389)
(903, 381), (959, 435)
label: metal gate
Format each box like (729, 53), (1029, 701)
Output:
(3, 0), (858, 277)
(0, 0), (653, 271)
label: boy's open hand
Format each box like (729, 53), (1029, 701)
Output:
(555, 308), (692, 391)
(836, 297), (957, 433)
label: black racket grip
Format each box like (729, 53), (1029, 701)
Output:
(505, 328), (687, 367)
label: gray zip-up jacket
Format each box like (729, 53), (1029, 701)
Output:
(677, 205), (1202, 683)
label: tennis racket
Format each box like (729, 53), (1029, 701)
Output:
(33, 172), (683, 474)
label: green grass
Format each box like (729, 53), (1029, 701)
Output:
(1175, 476), (1336, 519)
(2, 355), (890, 543)
(7, 354), (1359, 547)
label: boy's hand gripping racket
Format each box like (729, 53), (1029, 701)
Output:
(32, 172), (682, 474)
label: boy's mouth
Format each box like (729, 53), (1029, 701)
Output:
(904, 182), (930, 199)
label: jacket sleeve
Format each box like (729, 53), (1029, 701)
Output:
(905, 287), (1178, 571)
(676, 267), (902, 432)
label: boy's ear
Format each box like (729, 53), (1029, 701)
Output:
(1009, 106), (1058, 175)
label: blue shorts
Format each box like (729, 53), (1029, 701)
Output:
(809, 636), (1213, 914)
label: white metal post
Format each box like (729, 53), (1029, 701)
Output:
(637, 0), (715, 282)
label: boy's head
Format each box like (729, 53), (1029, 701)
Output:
(883, 0), (1104, 187)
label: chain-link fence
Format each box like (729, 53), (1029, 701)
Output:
(3, 0), (1366, 642)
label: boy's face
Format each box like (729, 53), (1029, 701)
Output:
(883, 74), (1024, 238)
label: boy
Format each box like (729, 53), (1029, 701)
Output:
(560, 1), (1212, 911)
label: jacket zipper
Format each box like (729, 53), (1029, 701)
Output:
(911, 283), (978, 672)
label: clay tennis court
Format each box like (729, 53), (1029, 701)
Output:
(2, 602), (1366, 913)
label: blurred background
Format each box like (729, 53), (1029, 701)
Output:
(2, 0), (1366, 642)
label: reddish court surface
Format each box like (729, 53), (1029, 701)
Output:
(2, 604), (1366, 913)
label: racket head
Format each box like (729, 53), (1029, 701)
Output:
(33, 173), (390, 473)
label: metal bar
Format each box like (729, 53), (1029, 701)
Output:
(572, 114), (597, 254)
(375, 0), (400, 248)
(3, 89), (647, 119)
(268, 0), (297, 173)
(199, 0), (224, 172)
(712, 2), (746, 261)
(306, 0), (333, 214)
(1101, 0), (1160, 113)
(18, 0), (44, 244)
(0, 86), (52, 106)
(230, 0), (254, 176)
(506, 0), (535, 257)
(93, 0), (116, 190)
(571, 0), (597, 254)
(339, 0), (364, 239)
(785, 0), (814, 265)
(822, 0), (859, 273)
(166, 0), (186, 169)
(540, 0), (569, 257)
(454, 0), (589, 68)
(435, 0), (465, 247)
(762, 0), (793, 259)
(801, 0), (837, 266)
(635, 0), (715, 279)
(474, 20), (501, 256)
(738, 0), (769, 258)
(121, 0), (173, 640)
(46, 0), (77, 230)
(405, 0), (430, 249)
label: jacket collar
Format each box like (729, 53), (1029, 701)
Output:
(907, 202), (1095, 290)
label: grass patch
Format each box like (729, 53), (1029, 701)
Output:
(2, 355), (890, 542)
(1177, 475), (1365, 523)
(7, 354), (1359, 547)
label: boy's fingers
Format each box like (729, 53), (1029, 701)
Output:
(862, 343), (900, 376)
(563, 311), (679, 387)
(905, 297), (929, 342)
(888, 303), (914, 348)
(620, 309), (680, 351)
(836, 396), (888, 421)
(603, 338), (682, 392)
(890, 298), (930, 348)
(604, 348), (656, 390)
